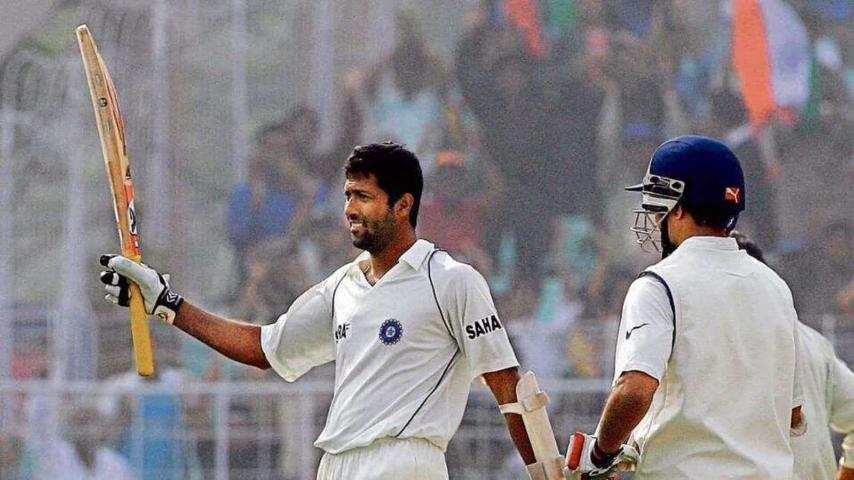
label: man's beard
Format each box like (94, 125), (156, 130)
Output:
(351, 211), (397, 254)
(660, 217), (676, 259)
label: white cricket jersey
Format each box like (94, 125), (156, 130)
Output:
(792, 323), (854, 479)
(613, 236), (802, 479)
(261, 239), (519, 454)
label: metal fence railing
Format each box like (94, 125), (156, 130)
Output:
(0, 378), (609, 480)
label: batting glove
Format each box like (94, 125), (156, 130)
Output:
(564, 432), (639, 480)
(842, 433), (854, 469)
(99, 254), (183, 324)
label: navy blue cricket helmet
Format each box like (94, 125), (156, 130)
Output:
(627, 135), (746, 253)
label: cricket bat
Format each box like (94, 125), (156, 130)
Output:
(76, 24), (155, 376)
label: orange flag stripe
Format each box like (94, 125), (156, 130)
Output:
(732, 0), (776, 126)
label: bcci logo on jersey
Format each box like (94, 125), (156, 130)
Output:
(379, 319), (403, 345)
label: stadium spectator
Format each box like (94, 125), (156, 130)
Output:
(787, 220), (854, 319)
(418, 149), (500, 275)
(225, 121), (317, 290)
(702, 87), (780, 249)
(34, 405), (134, 480)
(278, 98), (363, 217)
(99, 342), (199, 480)
(540, 49), (605, 223)
(234, 238), (312, 326)
(298, 214), (359, 283)
(456, 39), (560, 282)
(565, 264), (633, 379)
(0, 433), (27, 479)
(839, 280), (854, 314)
(354, 13), (446, 170)
(503, 275), (577, 380)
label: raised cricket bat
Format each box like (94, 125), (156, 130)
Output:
(76, 24), (155, 376)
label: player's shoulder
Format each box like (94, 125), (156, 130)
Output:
(797, 322), (835, 355)
(623, 273), (673, 315)
(426, 249), (487, 286)
(644, 248), (683, 274)
(316, 262), (357, 291)
(747, 256), (796, 297)
(333, 261), (355, 279)
(629, 273), (669, 295)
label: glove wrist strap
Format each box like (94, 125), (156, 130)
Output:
(154, 289), (184, 324)
(591, 440), (619, 469)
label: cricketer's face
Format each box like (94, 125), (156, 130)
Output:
(344, 174), (398, 253)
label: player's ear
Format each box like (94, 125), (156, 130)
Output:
(671, 204), (686, 220)
(395, 193), (414, 220)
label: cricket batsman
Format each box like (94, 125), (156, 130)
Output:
(565, 135), (805, 479)
(98, 142), (565, 479)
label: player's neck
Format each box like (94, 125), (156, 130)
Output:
(367, 229), (417, 282)
(674, 228), (728, 245)
(669, 215), (728, 245)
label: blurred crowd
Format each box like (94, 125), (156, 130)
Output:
(3, 0), (852, 478)
(223, 0), (853, 380)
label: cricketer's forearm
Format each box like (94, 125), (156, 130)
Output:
(596, 371), (659, 454)
(173, 301), (271, 369)
(483, 368), (537, 465)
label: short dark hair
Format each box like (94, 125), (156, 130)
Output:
(681, 202), (739, 230)
(344, 142), (423, 228)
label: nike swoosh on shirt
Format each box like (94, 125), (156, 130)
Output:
(625, 323), (650, 340)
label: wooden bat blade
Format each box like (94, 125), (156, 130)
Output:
(77, 24), (155, 376)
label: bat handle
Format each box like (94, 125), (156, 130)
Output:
(128, 282), (155, 376)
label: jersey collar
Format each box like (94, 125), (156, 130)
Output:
(679, 236), (739, 251)
(351, 239), (436, 274)
(399, 239), (435, 271)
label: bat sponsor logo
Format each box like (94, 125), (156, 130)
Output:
(465, 315), (502, 340)
(125, 184), (139, 236)
(127, 204), (138, 235)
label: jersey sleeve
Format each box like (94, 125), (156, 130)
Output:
(613, 275), (674, 383)
(445, 264), (519, 380)
(833, 351), (854, 468)
(260, 267), (346, 382)
(830, 354), (854, 450)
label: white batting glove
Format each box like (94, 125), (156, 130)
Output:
(564, 432), (639, 480)
(99, 254), (184, 324)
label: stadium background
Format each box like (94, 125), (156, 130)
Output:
(0, 0), (851, 478)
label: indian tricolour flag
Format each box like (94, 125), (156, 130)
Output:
(731, 0), (811, 126)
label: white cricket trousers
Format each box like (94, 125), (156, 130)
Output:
(316, 437), (449, 480)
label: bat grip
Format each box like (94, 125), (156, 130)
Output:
(567, 432), (586, 470)
(128, 282), (154, 376)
